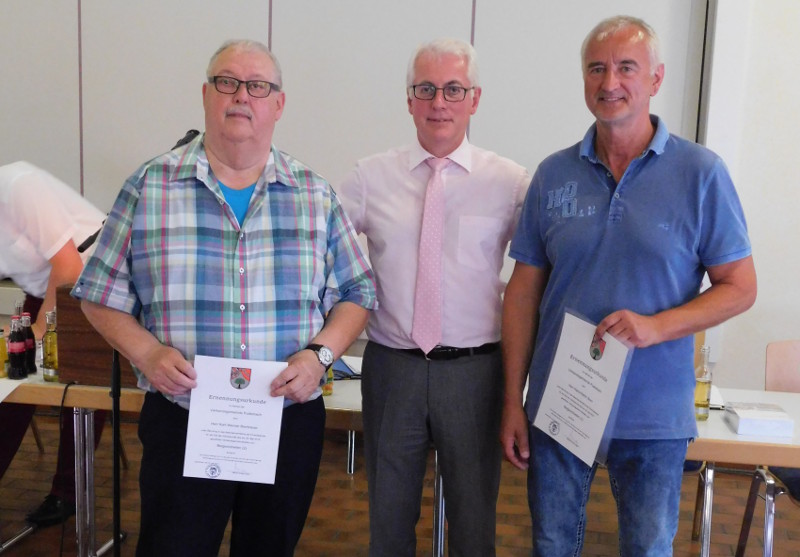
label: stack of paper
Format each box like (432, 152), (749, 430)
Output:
(724, 402), (795, 437)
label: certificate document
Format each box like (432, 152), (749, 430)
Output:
(184, 355), (286, 484)
(534, 312), (631, 466)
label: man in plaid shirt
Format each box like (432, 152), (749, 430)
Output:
(73, 39), (376, 557)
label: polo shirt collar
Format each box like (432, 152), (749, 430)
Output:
(579, 115), (670, 162)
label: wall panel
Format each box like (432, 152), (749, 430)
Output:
(0, 1), (81, 190)
(80, 0), (271, 211)
(471, 0), (706, 175)
(272, 0), (473, 186)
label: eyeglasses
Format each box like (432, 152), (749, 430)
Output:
(409, 84), (473, 102)
(208, 75), (280, 98)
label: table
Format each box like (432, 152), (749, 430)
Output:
(1, 377), (144, 556)
(321, 379), (363, 474)
(685, 387), (800, 557)
(2, 376), (368, 556)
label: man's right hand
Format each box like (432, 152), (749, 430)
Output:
(137, 343), (197, 396)
(500, 403), (530, 470)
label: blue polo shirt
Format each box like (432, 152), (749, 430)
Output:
(510, 116), (751, 439)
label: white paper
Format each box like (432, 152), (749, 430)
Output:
(709, 384), (724, 409)
(534, 313), (631, 466)
(184, 355), (286, 484)
(340, 355), (363, 373)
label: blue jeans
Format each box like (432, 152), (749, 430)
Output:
(528, 426), (689, 557)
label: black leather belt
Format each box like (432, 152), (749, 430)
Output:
(396, 342), (499, 361)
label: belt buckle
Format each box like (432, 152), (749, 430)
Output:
(430, 346), (459, 361)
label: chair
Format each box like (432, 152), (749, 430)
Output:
(735, 340), (800, 557)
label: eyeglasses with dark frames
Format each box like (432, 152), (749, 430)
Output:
(209, 75), (280, 98)
(409, 84), (474, 102)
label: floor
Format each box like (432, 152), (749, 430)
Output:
(1, 411), (799, 556)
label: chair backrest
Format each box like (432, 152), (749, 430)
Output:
(765, 340), (800, 393)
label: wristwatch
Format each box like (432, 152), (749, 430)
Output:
(306, 343), (334, 367)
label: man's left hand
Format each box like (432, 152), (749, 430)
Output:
(595, 309), (661, 348)
(270, 349), (326, 403)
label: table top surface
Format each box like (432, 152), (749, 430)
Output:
(6, 373), (798, 466)
(687, 387), (800, 466)
(322, 378), (362, 412)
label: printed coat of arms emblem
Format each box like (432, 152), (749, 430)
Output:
(230, 367), (252, 389)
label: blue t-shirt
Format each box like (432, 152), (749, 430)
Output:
(218, 181), (256, 226)
(510, 116), (751, 440)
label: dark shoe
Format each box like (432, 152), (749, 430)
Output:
(25, 495), (76, 527)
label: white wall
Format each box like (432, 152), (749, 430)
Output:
(5, 1), (792, 392)
(705, 0), (800, 388)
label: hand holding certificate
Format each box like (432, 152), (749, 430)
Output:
(183, 355), (287, 484)
(534, 312), (632, 466)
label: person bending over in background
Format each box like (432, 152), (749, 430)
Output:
(0, 161), (107, 527)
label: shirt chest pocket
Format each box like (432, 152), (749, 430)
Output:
(456, 216), (506, 272)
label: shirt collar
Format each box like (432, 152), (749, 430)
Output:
(408, 135), (472, 173)
(579, 115), (669, 162)
(171, 134), (284, 188)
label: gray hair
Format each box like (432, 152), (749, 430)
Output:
(206, 39), (283, 89)
(406, 38), (480, 89)
(580, 15), (662, 75)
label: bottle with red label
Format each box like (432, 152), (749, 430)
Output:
(0, 327), (8, 378)
(7, 316), (27, 380)
(21, 312), (36, 375)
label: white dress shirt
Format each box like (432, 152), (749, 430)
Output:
(0, 161), (105, 297)
(338, 137), (530, 349)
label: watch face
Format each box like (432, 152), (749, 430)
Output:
(318, 346), (334, 366)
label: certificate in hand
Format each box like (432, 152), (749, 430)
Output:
(533, 312), (631, 466)
(183, 355), (286, 484)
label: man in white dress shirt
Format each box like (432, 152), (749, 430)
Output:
(0, 161), (107, 527)
(338, 38), (530, 557)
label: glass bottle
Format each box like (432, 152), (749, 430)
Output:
(42, 310), (59, 382)
(321, 365), (334, 396)
(21, 312), (36, 374)
(694, 345), (712, 421)
(0, 327), (8, 379)
(7, 316), (27, 380)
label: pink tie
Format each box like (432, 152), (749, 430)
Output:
(411, 157), (449, 354)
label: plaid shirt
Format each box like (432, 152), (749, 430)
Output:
(73, 134), (376, 407)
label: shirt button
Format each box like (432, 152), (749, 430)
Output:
(606, 172), (612, 177)
(240, 343), (246, 351)
(239, 267), (245, 275)
(614, 192), (620, 199)
(239, 233), (245, 240)
(239, 304), (246, 312)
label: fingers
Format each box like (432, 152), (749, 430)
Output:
(140, 345), (196, 396)
(271, 354), (324, 403)
(502, 433), (530, 471)
(500, 407), (531, 470)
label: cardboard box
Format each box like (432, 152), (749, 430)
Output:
(55, 285), (137, 388)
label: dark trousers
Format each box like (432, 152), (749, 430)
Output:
(0, 294), (106, 503)
(136, 391), (326, 557)
(362, 341), (503, 557)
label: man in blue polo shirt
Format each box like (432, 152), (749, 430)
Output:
(500, 15), (757, 556)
